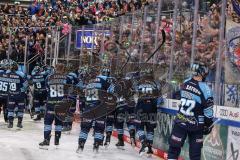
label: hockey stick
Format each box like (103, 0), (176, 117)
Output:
(115, 40), (132, 73)
(145, 29), (166, 63)
(209, 118), (221, 129)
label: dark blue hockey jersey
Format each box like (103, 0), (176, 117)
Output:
(0, 70), (9, 98)
(5, 70), (28, 96)
(175, 78), (214, 131)
(85, 75), (111, 103)
(46, 73), (71, 102)
(31, 72), (48, 93)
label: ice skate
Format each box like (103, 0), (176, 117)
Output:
(115, 140), (125, 150)
(39, 139), (50, 150)
(76, 142), (85, 153)
(33, 114), (41, 121)
(8, 121), (13, 129)
(93, 142), (100, 154)
(139, 142), (147, 156)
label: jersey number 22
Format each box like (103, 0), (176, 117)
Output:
(180, 98), (196, 116)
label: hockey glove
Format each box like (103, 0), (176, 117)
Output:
(203, 125), (213, 135)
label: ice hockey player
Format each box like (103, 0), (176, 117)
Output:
(62, 65), (79, 133)
(31, 66), (48, 121)
(39, 63), (71, 149)
(167, 62), (214, 160)
(77, 67), (112, 153)
(103, 68), (116, 147)
(107, 73), (136, 149)
(7, 61), (28, 129)
(0, 60), (9, 123)
(134, 70), (160, 156)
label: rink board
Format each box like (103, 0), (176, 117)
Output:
(113, 98), (240, 160)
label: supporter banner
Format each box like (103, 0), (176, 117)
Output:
(232, 0), (240, 16)
(226, 126), (240, 160)
(224, 84), (239, 107)
(202, 125), (228, 160)
(75, 29), (110, 49)
(154, 112), (174, 150)
(227, 27), (240, 73)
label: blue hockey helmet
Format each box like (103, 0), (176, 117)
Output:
(32, 66), (41, 75)
(191, 62), (209, 80)
(10, 60), (18, 71)
(101, 67), (110, 77)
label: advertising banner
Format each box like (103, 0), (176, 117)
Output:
(226, 126), (240, 160)
(75, 29), (110, 49)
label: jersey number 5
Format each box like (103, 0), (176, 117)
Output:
(180, 98), (196, 116)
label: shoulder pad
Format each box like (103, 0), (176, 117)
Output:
(16, 71), (26, 78)
(68, 72), (78, 78)
(184, 77), (192, 83)
(97, 75), (107, 81)
(199, 82), (213, 99)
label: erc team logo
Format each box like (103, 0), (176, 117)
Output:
(227, 27), (240, 70)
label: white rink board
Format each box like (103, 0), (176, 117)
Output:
(0, 115), (159, 160)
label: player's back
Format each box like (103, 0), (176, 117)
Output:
(176, 77), (213, 131)
(84, 75), (111, 107)
(135, 77), (159, 113)
(47, 73), (68, 101)
(7, 70), (27, 96)
(32, 72), (47, 92)
(86, 75), (110, 91)
(0, 70), (9, 97)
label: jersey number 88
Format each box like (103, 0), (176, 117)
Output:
(50, 85), (64, 98)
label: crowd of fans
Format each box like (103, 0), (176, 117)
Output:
(98, 1), (222, 82)
(0, 0), (238, 81)
(0, 0), (153, 63)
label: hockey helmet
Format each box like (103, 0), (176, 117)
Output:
(10, 61), (18, 71)
(101, 67), (110, 77)
(191, 62), (209, 81)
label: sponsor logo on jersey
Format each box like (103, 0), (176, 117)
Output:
(186, 85), (201, 95)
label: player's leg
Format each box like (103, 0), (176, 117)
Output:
(39, 103), (55, 148)
(2, 98), (8, 123)
(104, 113), (114, 146)
(16, 99), (25, 128)
(94, 118), (105, 152)
(7, 96), (16, 128)
(136, 121), (147, 155)
(40, 92), (47, 117)
(0, 99), (2, 114)
(33, 93), (41, 121)
(67, 100), (76, 131)
(115, 111), (125, 148)
(77, 119), (91, 152)
(188, 130), (204, 160)
(63, 101), (75, 132)
(127, 105), (136, 147)
(54, 115), (63, 146)
(114, 104), (128, 148)
(167, 124), (187, 160)
(145, 121), (157, 155)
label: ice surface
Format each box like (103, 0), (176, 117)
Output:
(0, 115), (159, 160)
